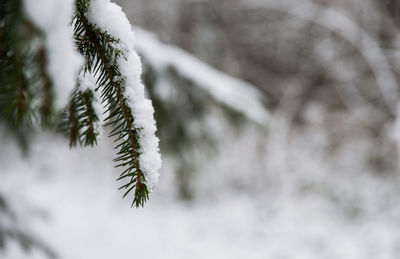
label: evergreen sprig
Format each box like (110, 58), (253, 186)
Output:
(64, 85), (100, 148)
(72, 0), (149, 207)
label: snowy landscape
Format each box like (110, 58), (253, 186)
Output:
(2, 0), (400, 258)
(2, 114), (400, 259)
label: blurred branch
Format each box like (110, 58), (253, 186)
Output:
(0, 194), (56, 258)
(135, 28), (270, 125)
(241, 0), (399, 116)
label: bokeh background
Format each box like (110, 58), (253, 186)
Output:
(2, 0), (400, 258)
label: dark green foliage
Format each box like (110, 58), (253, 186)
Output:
(0, 0), (30, 126)
(0, 0), (55, 128)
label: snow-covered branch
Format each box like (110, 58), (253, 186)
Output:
(135, 28), (270, 125)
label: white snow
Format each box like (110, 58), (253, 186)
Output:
(23, 0), (83, 109)
(134, 28), (270, 125)
(1, 118), (400, 259)
(78, 71), (97, 92)
(88, 0), (135, 52)
(88, 0), (161, 190)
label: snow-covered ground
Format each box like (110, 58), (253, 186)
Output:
(1, 115), (400, 259)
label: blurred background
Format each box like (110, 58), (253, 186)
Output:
(2, 0), (400, 258)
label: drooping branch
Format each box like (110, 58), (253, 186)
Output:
(70, 0), (161, 207)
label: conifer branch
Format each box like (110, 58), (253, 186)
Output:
(72, 0), (151, 207)
(1, 0), (160, 207)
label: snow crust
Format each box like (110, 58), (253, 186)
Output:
(23, 0), (83, 108)
(88, 0), (135, 52)
(88, 0), (161, 190)
(134, 29), (270, 125)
